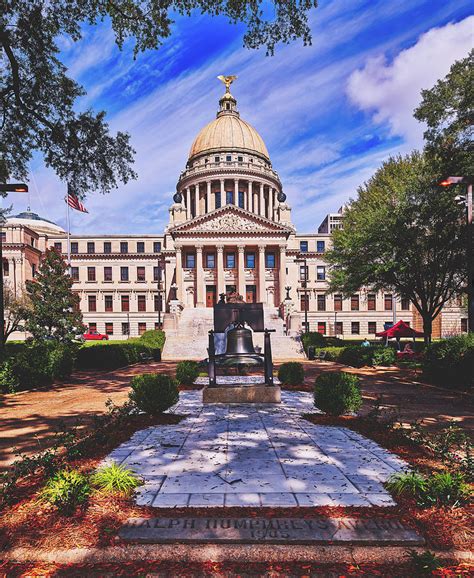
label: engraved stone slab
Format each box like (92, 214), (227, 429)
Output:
(202, 385), (281, 404)
(119, 516), (424, 545)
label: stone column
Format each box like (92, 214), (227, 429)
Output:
(248, 181), (253, 213)
(206, 181), (212, 213)
(258, 244), (266, 303)
(279, 245), (287, 305)
(259, 183), (264, 217)
(238, 245), (246, 298)
(234, 179), (239, 207)
(175, 245), (183, 300)
(196, 245), (204, 306)
(269, 187), (274, 221)
(220, 179), (226, 206)
(195, 184), (201, 217)
(217, 244), (225, 296)
(186, 187), (191, 219)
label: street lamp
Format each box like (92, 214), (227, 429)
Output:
(295, 258), (309, 333)
(0, 183), (29, 348)
(156, 258), (163, 330)
(438, 176), (473, 332)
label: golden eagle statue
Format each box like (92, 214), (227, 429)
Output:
(217, 75), (237, 93)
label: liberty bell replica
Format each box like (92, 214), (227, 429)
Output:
(225, 321), (256, 357)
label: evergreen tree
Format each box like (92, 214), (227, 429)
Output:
(25, 248), (83, 342)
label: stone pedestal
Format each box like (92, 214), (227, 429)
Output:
(203, 385), (281, 404)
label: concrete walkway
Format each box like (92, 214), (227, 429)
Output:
(105, 391), (407, 508)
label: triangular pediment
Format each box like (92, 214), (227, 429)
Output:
(170, 205), (293, 238)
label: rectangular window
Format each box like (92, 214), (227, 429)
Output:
(71, 242), (78, 254)
(238, 156), (243, 162)
(138, 322), (146, 336)
(105, 322), (113, 335)
(238, 191), (244, 208)
(226, 190), (233, 204)
(153, 241), (161, 253)
(103, 241), (111, 254)
(88, 295), (96, 312)
(226, 252), (235, 268)
(154, 322), (161, 331)
(120, 267), (129, 281)
(54, 242), (62, 252)
(351, 321), (360, 335)
(104, 266), (112, 281)
(206, 253), (215, 268)
(401, 297), (410, 310)
(32, 264), (36, 278)
(317, 294), (326, 311)
(137, 295), (146, 312)
(299, 265), (308, 281)
(87, 242), (95, 254)
(367, 293), (376, 311)
(317, 322), (326, 335)
(121, 295), (130, 312)
(265, 252), (275, 268)
(300, 240), (308, 253)
(317, 240), (325, 253)
(104, 295), (113, 312)
(87, 267), (96, 281)
(300, 294), (309, 311)
(154, 294), (162, 312)
(334, 294), (343, 311)
(316, 266), (326, 280)
(226, 155), (232, 162)
(120, 241), (128, 254)
(3, 260), (9, 276)
(153, 266), (162, 281)
(137, 241), (145, 253)
(0, 232), (6, 242)
(137, 266), (146, 281)
(461, 318), (468, 332)
(215, 156), (220, 162)
(122, 322), (129, 336)
(384, 294), (393, 311)
(215, 192), (221, 209)
(186, 253), (195, 268)
(89, 322), (97, 332)
(351, 294), (359, 311)
(71, 266), (79, 281)
(245, 252), (255, 268)
(368, 321), (377, 334)
(335, 321), (343, 335)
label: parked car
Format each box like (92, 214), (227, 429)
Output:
(83, 330), (108, 341)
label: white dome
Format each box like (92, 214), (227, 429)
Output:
(7, 211), (66, 235)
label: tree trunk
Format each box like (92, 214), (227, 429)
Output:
(422, 315), (433, 344)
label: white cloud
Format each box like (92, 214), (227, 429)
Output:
(347, 16), (473, 146)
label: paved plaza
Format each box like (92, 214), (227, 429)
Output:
(105, 391), (408, 508)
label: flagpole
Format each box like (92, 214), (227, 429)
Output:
(66, 188), (71, 273)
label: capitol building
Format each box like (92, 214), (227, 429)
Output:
(3, 81), (467, 356)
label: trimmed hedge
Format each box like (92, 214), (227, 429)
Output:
(278, 362), (305, 385)
(176, 361), (200, 385)
(301, 332), (343, 353)
(314, 371), (362, 416)
(339, 345), (396, 368)
(129, 373), (179, 415)
(423, 334), (474, 389)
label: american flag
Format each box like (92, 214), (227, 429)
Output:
(66, 190), (88, 213)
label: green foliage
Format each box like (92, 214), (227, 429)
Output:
(339, 346), (374, 368)
(139, 330), (165, 359)
(48, 343), (76, 380)
(175, 361), (200, 386)
(40, 469), (91, 515)
(129, 373), (179, 415)
(76, 340), (153, 371)
(326, 152), (466, 342)
(314, 371), (362, 416)
(277, 362), (305, 385)
(423, 334), (474, 389)
(24, 248), (83, 343)
(407, 550), (443, 575)
(0, 360), (20, 393)
(414, 50), (473, 176)
(314, 346), (345, 362)
(301, 331), (326, 350)
(386, 470), (471, 508)
(371, 347), (396, 366)
(91, 463), (142, 496)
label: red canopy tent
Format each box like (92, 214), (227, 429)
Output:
(376, 320), (424, 342)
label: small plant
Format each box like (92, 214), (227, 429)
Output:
(175, 360), (200, 386)
(129, 373), (179, 415)
(278, 362), (305, 385)
(407, 549), (443, 575)
(0, 360), (20, 393)
(314, 371), (362, 416)
(47, 343), (75, 380)
(91, 463), (142, 495)
(40, 469), (90, 515)
(386, 471), (426, 499)
(372, 346), (396, 366)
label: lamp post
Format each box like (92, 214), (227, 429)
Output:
(0, 183), (28, 349)
(438, 176), (473, 332)
(156, 258), (163, 329)
(295, 258), (309, 333)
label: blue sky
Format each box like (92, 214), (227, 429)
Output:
(7, 0), (473, 234)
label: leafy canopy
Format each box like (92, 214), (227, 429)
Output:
(1, 1), (318, 195)
(24, 248), (83, 342)
(326, 151), (466, 340)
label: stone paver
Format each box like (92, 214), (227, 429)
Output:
(104, 391), (406, 508)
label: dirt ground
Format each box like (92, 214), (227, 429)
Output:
(0, 360), (472, 470)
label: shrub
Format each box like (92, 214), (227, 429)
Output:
(371, 346), (396, 366)
(301, 331), (325, 352)
(129, 373), (179, 415)
(48, 343), (76, 380)
(314, 371), (362, 416)
(423, 334), (474, 389)
(386, 471), (426, 499)
(140, 330), (165, 360)
(339, 346), (374, 368)
(278, 362), (305, 385)
(91, 463), (142, 495)
(175, 360), (200, 385)
(40, 469), (90, 515)
(76, 340), (152, 371)
(315, 346), (345, 362)
(0, 360), (20, 393)
(10, 343), (53, 389)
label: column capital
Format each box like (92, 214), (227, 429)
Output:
(216, 244), (224, 254)
(237, 244), (245, 254)
(196, 245), (203, 253)
(279, 245), (287, 254)
(175, 244), (182, 253)
(258, 244), (266, 253)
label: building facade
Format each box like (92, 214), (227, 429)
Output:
(3, 82), (467, 343)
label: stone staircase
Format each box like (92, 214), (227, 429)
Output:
(162, 306), (305, 361)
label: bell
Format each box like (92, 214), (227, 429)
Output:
(225, 326), (256, 356)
